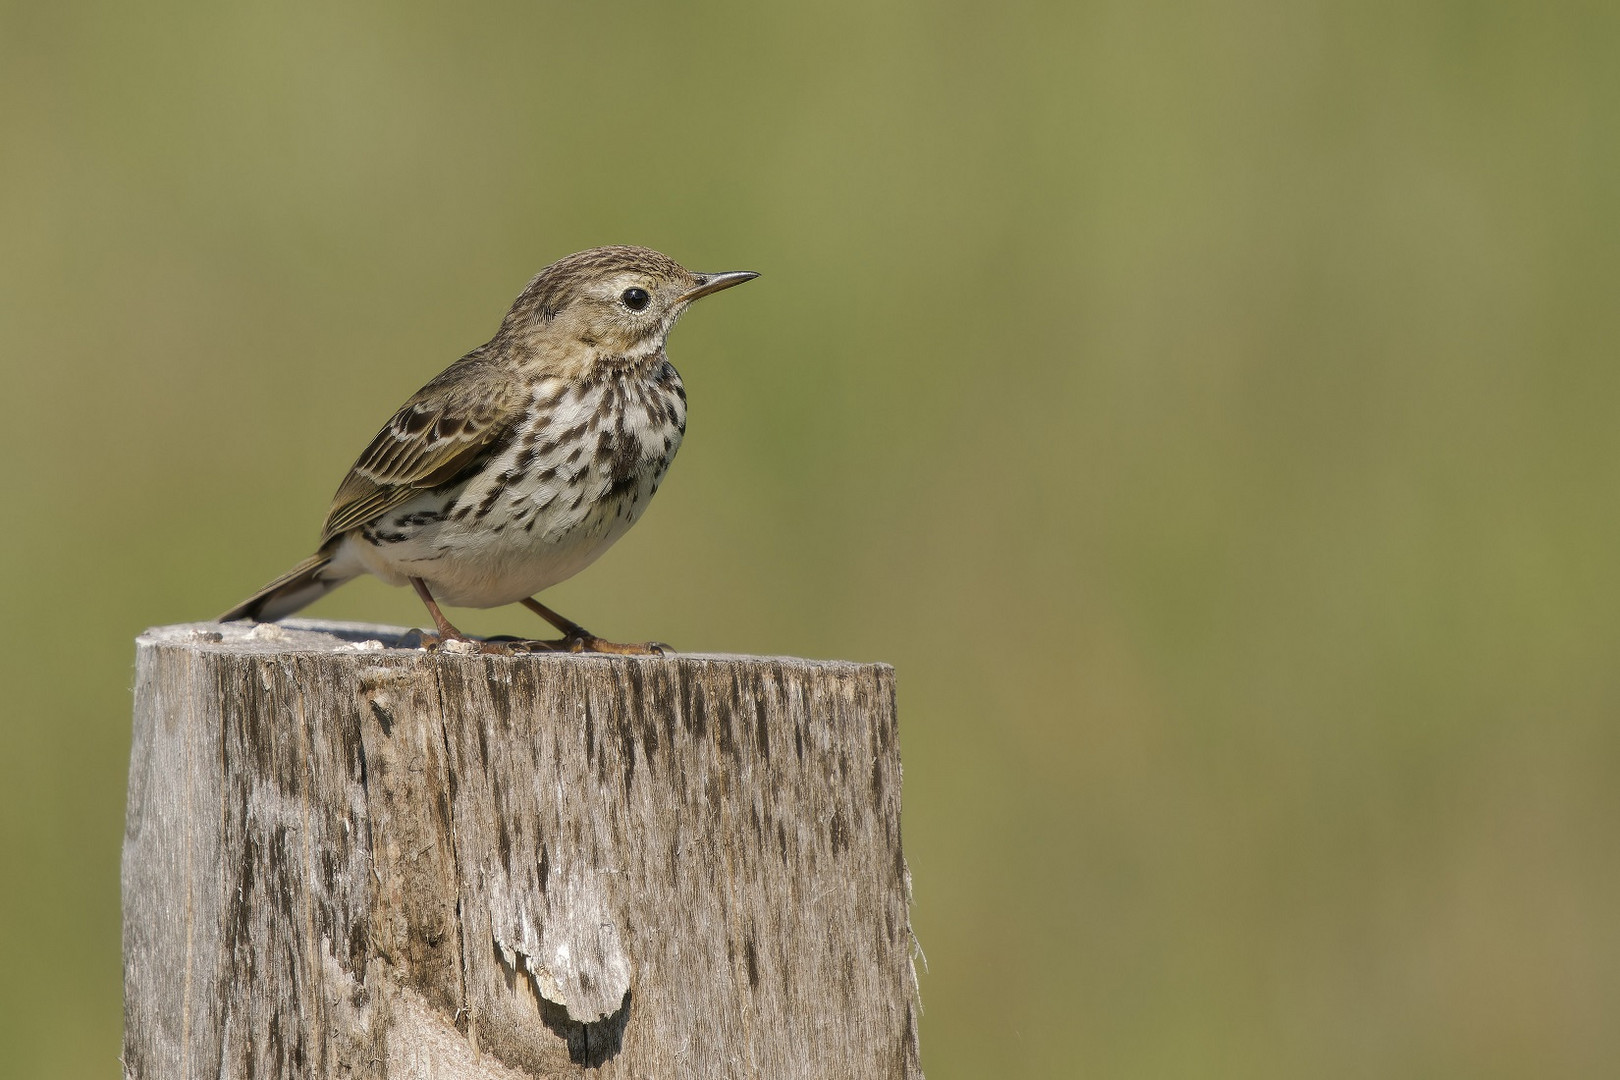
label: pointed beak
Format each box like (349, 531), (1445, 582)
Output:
(678, 270), (760, 303)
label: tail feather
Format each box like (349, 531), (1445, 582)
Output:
(220, 551), (350, 623)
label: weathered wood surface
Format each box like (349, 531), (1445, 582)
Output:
(124, 620), (921, 1079)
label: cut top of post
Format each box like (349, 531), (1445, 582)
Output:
(125, 619), (921, 1080)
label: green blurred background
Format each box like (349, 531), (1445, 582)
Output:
(4, 1), (1618, 1075)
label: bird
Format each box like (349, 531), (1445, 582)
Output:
(220, 245), (758, 654)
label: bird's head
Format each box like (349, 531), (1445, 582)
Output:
(498, 246), (757, 359)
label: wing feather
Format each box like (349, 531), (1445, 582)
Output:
(319, 356), (525, 544)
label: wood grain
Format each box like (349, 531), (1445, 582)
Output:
(123, 620), (922, 1079)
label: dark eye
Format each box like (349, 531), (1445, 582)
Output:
(621, 287), (651, 311)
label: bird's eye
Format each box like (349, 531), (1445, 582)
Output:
(621, 287), (651, 311)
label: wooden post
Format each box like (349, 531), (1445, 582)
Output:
(123, 620), (922, 1079)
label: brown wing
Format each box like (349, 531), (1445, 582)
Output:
(320, 357), (525, 544)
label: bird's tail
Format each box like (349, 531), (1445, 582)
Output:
(219, 550), (352, 623)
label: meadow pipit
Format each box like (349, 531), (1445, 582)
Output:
(221, 246), (757, 653)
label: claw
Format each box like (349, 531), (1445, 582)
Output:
(560, 630), (672, 656)
(519, 596), (670, 656)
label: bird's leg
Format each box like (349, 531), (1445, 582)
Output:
(520, 597), (671, 655)
(411, 579), (554, 654)
(410, 578), (476, 648)
(520, 597), (590, 637)
(411, 579), (572, 654)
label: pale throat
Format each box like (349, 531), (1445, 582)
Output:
(594, 331), (674, 371)
(617, 334), (668, 361)
(618, 306), (687, 360)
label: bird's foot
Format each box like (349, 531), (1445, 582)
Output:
(478, 635), (567, 654)
(414, 631), (667, 656)
(557, 629), (672, 656)
(417, 630), (538, 655)
(517, 597), (670, 655)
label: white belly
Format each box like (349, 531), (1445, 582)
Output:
(337, 485), (655, 607)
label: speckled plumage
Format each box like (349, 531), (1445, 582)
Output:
(221, 246), (756, 650)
